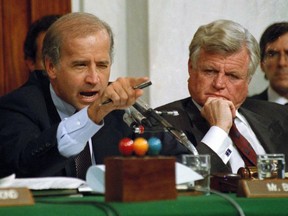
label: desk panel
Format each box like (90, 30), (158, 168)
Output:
(0, 193), (288, 215)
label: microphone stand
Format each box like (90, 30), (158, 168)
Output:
(133, 98), (199, 155)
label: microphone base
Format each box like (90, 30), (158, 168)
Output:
(105, 156), (177, 202)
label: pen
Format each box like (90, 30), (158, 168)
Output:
(100, 80), (152, 106)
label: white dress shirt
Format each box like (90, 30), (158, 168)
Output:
(50, 85), (103, 164)
(267, 86), (288, 105)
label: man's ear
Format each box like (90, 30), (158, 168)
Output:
(25, 59), (35, 72)
(260, 61), (265, 72)
(44, 57), (57, 79)
(188, 58), (193, 75)
(260, 61), (268, 80)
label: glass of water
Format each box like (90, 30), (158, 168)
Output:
(182, 154), (211, 195)
(257, 154), (285, 180)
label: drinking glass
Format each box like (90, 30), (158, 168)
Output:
(182, 154), (211, 195)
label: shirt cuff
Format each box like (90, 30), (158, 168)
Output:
(201, 126), (233, 164)
(57, 106), (103, 157)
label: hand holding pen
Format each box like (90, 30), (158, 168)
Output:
(100, 80), (152, 106)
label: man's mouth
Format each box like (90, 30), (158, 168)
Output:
(79, 91), (99, 103)
(206, 94), (229, 101)
(277, 69), (288, 75)
(80, 91), (97, 97)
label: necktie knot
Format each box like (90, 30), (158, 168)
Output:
(229, 123), (241, 138)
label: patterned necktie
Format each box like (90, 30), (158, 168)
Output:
(74, 143), (92, 180)
(229, 122), (257, 166)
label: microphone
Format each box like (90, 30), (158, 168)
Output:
(127, 106), (153, 127)
(123, 112), (138, 128)
(132, 98), (199, 155)
(123, 107), (148, 134)
(123, 112), (144, 134)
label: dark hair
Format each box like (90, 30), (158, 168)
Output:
(260, 22), (288, 62)
(23, 14), (62, 62)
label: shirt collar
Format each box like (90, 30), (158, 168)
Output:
(50, 84), (76, 119)
(268, 86), (288, 105)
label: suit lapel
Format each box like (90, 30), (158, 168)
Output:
(40, 77), (61, 125)
(185, 100), (210, 144)
(239, 107), (275, 152)
(27, 71), (61, 125)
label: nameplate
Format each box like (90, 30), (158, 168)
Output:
(237, 179), (288, 198)
(0, 188), (34, 206)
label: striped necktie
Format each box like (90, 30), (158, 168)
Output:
(74, 143), (92, 180)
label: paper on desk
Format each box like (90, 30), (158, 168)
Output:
(86, 165), (105, 194)
(176, 162), (203, 184)
(86, 162), (203, 194)
(0, 162), (202, 192)
(0, 174), (86, 190)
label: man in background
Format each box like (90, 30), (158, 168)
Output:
(24, 14), (61, 72)
(250, 22), (288, 104)
(156, 20), (288, 174)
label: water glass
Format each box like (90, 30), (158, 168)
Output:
(257, 154), (285, 180)
(182, 154), (211, 195)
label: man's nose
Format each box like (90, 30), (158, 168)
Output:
(278, 53), (288, 66)
(85, 68), (100, 84)
(213, 74), (226, 89)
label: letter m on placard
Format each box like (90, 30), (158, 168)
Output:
(266, 183), (278, 191)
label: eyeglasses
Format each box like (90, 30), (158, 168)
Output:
(264, 50), (288, 62)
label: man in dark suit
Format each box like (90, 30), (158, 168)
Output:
(250, 22), (288, 105)
(156, 20), (288, 174)
(0, 12), (148, 179)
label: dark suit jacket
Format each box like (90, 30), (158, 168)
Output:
(155, 97), (288, 174)
(249, 89), (268, 101)
(0, 71), (133, 178)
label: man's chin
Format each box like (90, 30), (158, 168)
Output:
(75, 103), (91, 111)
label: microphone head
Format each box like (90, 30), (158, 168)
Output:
(123, 109), (145, 134)
(123, 112), (137, 128)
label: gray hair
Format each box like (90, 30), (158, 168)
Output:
(42, 12), (114, 67)
(189, 20), (260, 78)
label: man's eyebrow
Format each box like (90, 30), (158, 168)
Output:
(96, 60), (110, 64)
(266, 49), (279, 52)
(71, 60), (88, 64)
